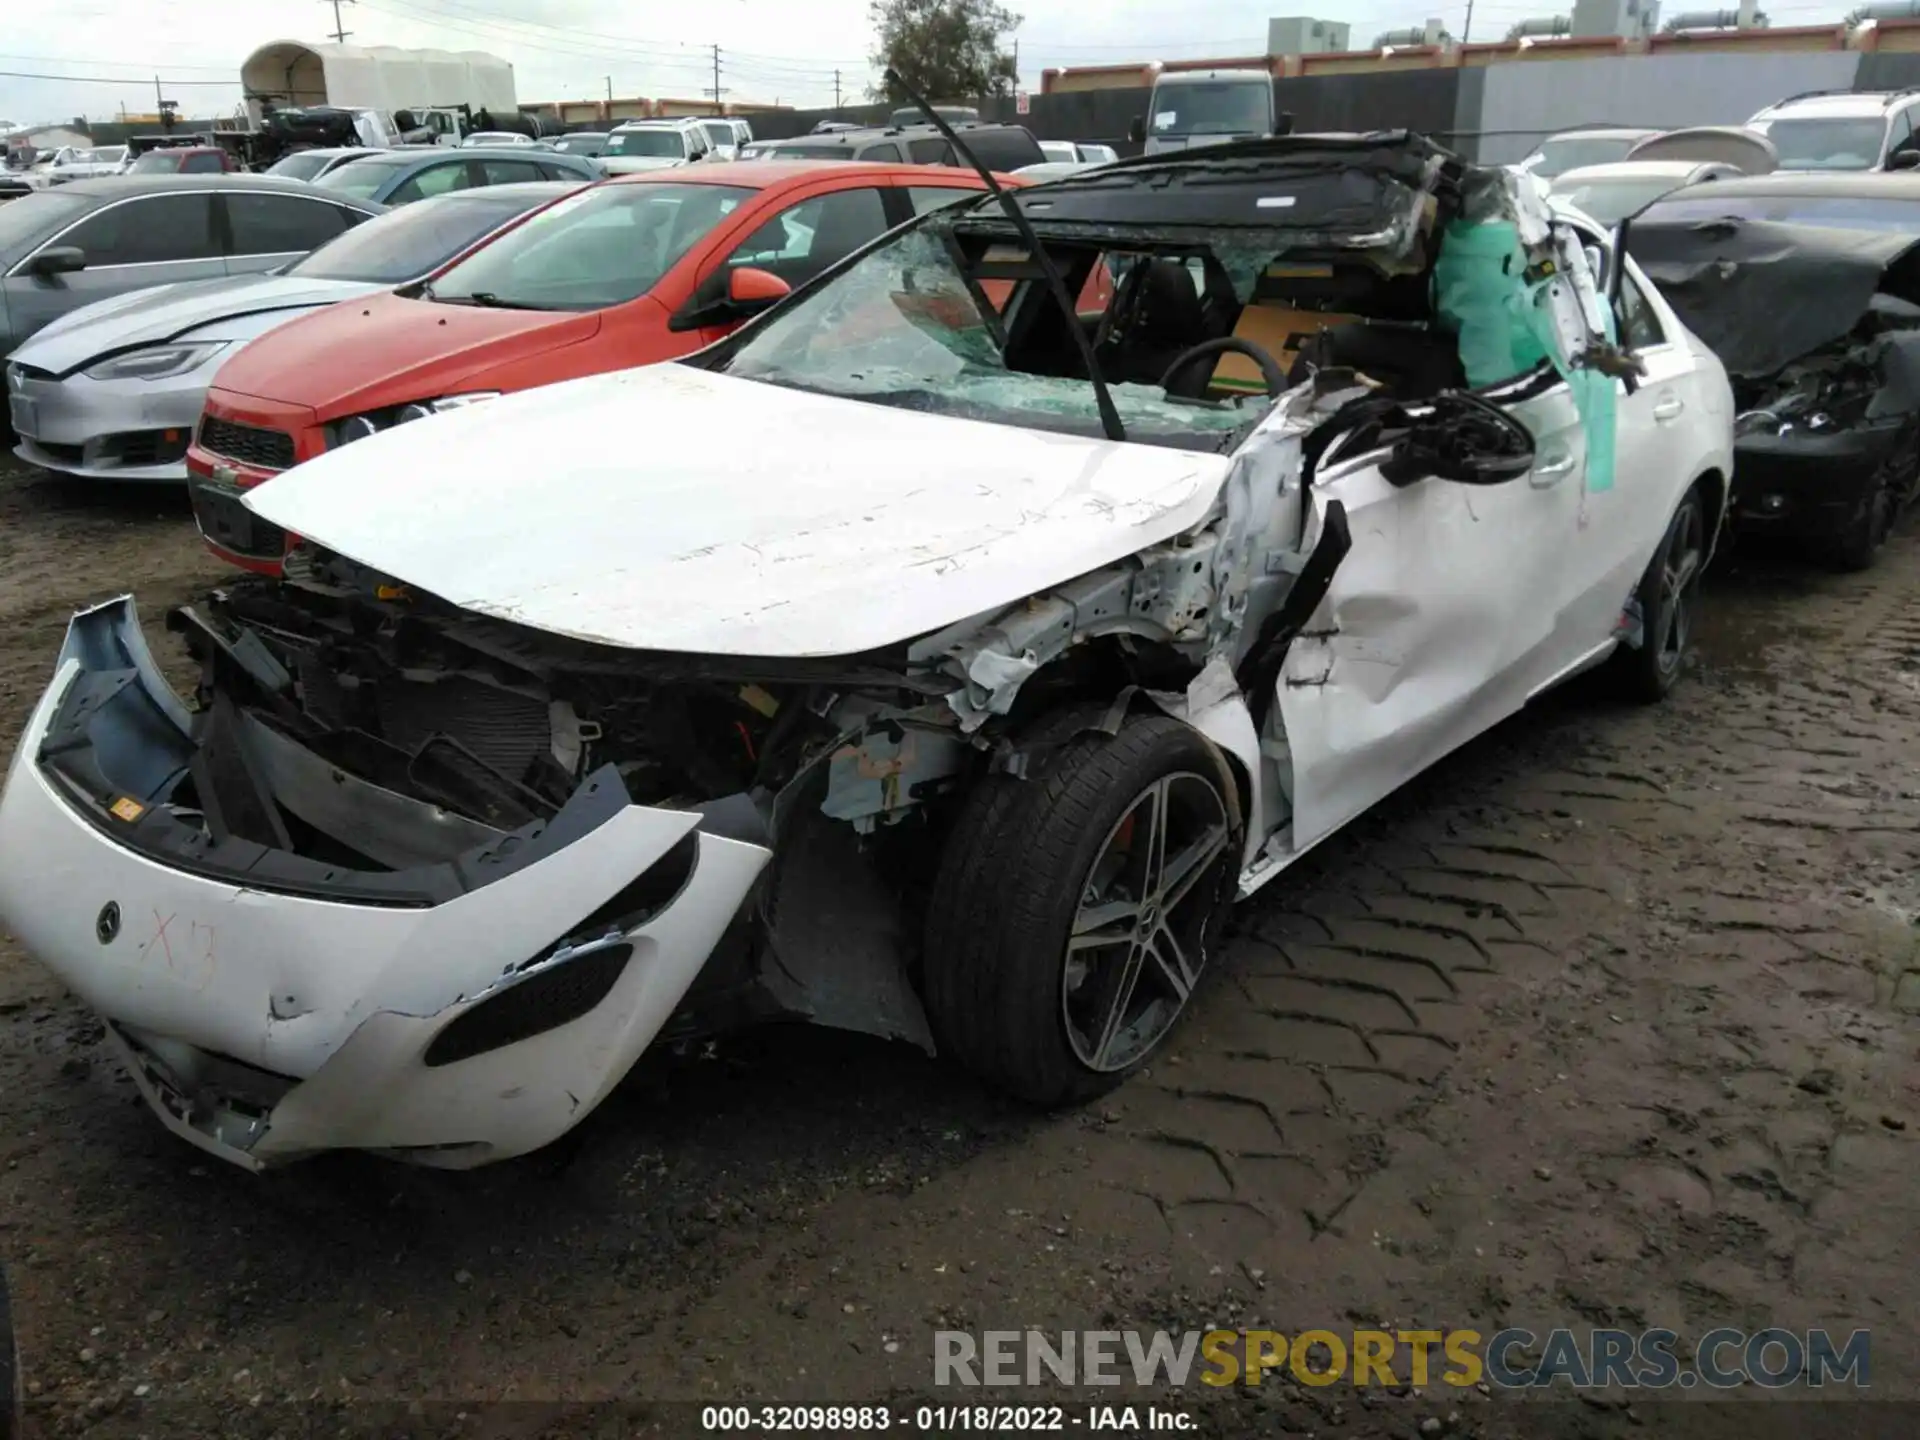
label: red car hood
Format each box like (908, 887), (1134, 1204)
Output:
(211, 292), (605, 416)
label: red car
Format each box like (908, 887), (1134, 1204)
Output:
(127, 145), (242, 175)
(188, 161), (1009, 572)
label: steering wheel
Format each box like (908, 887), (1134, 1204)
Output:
(1158, 337), (1288, 399)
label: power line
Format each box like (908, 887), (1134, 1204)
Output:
(358, 0), (850, 79)
(0, 68), (237, 87)
(0, 50), (232, 73)
(357, 0), (722, 74)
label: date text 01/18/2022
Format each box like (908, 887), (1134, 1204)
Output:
(700, 1405), (1196, 1431)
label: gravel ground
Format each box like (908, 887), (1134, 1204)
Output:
(0, 460), (1912, 1439)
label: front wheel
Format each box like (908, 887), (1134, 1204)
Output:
(1821, 464), (1895, 573)
(922, 713), (1242, 1107)
(1612, 480), (1708, 705)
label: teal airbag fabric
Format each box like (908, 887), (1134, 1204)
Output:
(1433, 217), (1619, 494)
(1432, 220), (1547, 389)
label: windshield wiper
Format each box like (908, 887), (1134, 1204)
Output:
(430, 290), (552, 309)
(885, 67), (1125, 444)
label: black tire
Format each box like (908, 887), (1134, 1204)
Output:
(922, 711), (1242, 1107)
(1821, 465), (1895, 573)
(1612, 480), (1708, 705)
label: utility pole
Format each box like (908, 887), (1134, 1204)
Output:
(1462, 0), (1475, 44)
(708, 44), (727, 111)
(833, 69), (842, 110)
(322, 0), (355, 44)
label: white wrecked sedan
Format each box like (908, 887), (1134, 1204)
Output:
(0, 134), (1733, 1170)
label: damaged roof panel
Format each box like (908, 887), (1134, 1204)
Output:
(981, 131), (1464, 265)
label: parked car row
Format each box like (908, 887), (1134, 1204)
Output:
(2, 118), (1122, 205)
(1523, 87), (1920, 221)
(7, 184), (573, 481)
(0, 126), (1899, 1177)
(1522, 93), (1920, 566)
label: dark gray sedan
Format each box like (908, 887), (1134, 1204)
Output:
(1, 175), (384, 364)
(312, 146), (602, 205)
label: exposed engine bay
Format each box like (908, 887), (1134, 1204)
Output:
(1730, 297), (1920, 440)
(1628, 215), (1920, 560)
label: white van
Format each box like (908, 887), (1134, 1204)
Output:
(1130, 70), (1289, 155)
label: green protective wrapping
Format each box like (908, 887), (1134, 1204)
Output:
(1432, 217), (1618, 494)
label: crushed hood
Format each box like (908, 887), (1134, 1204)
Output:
(12, 274), (379, 376)
(1627, 217), (1920, 377)
(242, 365), (1231, 658)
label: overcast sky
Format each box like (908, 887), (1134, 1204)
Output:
(0, 0), (1857, 127)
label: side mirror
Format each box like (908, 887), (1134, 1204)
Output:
(1381, 394), (1537, 488)
(1889, 148), (1920, 171)
(29, 246), (86, 277)
(728, 266), (791, 308)
(1128, 116), (1146, 145)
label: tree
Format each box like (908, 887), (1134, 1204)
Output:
(869, 0), (1022, 104)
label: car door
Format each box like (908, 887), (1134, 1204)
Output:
(686, 182), (894, 344)
(222, 191), (365, 275)
(1274, 365), (1590, 853)
(1565, 257), (1712, 645)
(3, 191), (222, 348)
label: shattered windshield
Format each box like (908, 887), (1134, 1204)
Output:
(719, 218), (1264, 451)
(1754, 117), (1886, 171)
(1148, 81), (1271, 138)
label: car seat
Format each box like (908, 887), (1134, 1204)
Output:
(1102, 259), (1211, 393)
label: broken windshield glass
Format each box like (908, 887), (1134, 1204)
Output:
(722, 224), (1262, 449)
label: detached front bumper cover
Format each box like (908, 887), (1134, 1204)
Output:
(0, 598), (772, 1170)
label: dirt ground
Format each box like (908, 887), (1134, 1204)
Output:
(0, 458), (1913, 1440)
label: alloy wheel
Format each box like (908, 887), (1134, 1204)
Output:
(1061, 772), (1234, 1072)
(1657, 497), (1705, 682)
